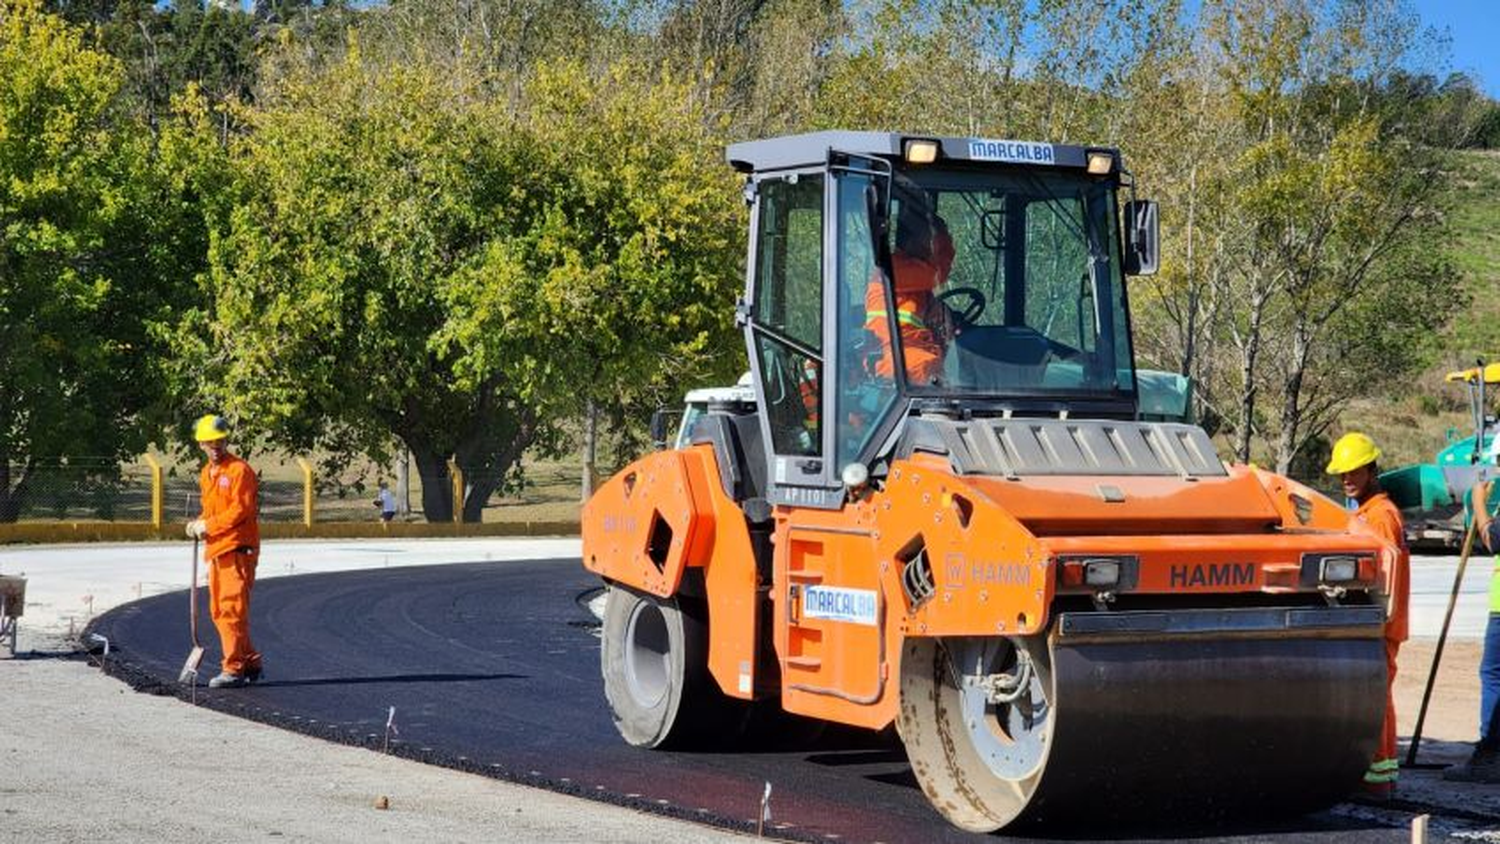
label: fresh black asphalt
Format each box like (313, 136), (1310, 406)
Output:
(85, 558), (1422, 844)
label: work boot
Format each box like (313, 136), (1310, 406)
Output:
(207, 672), (248, 689)
(1355, 779), (1394, 802)
(244, 663), (263, 683)
(1443, 744), (1500, 783)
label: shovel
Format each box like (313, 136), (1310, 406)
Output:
(178, 536), (205, 684)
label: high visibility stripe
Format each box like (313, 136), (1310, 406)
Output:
(1488, 557), (1499, 613)
(1364, 758), (1399, 783)
(866, 309), (926, 329)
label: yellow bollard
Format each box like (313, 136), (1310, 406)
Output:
(448, 459), (464, 524)
(295, 457), (314, 527)
(143, 454), (164, 530)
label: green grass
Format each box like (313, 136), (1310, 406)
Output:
(1334, 149), (1500, 474)
(9, 449), (589, 525)
(1443, 149), (1500, 361)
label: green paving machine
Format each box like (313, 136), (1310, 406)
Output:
(1381, 361), (1500, 548)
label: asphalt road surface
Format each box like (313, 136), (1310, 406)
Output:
(88, 558), (1431, 844)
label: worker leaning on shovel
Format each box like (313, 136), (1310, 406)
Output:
(184, 414), (264, 689)
(1326, 432), (1409, 799)
(1447, 477), (1500, 783)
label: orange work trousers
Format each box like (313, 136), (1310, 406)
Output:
(208, 549), (262, 675)
(1367, 638), (1400, 787)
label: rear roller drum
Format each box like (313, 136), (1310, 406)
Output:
(897, 636), (1053, 833)
(600, 585), (742, 749)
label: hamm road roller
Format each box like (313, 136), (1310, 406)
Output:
(582, 131), (1393, 832)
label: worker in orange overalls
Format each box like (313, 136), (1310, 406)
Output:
(185, 414), (263, 689)
(1326, 431), (1409, 799)
(865, 206), (957, 386)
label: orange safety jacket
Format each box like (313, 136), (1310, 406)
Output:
(864, 236), (955, 386)
(198, 453), (260, 561)
(1354, 492), (1409, 643)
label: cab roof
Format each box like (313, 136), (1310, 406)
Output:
(725, 130), (1113, 174)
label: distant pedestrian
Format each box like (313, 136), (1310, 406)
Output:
(1326, 432), (1409, 799)
(374, 480), (397, 522)
(184, 414), (263, 689)
(1445, 478), (1500, 783)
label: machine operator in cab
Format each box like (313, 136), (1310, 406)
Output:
(864, 204), (957, 387)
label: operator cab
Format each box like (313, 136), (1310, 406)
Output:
(729, 131), (1160, 508)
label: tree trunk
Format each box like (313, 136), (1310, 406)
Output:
(581, 398), (597, 503)
(1274, 326), (1312, 476)
(395, 445), (411, 516)
(454, 411), (538, 523)
(462, 469), (493, 524)
(1233, 280), (1269, 464)
(0, 458), (32, 524)
(1180, 164), (1199, 378)
(409, 446), (453, 523)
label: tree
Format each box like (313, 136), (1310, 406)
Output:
(0, 1), (202, 520)
(192, 44), (742, 521)
(1193, 0), (1458, 472)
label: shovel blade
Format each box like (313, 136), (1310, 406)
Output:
(178, 645), (205, 684)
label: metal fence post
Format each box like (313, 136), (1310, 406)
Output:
(295, 457), (314, 527)
(143, 454), (164, 530)
(448, 458), (464, 524)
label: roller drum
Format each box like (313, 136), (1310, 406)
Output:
(899, 606), (1387, 831)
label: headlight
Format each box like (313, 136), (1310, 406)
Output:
(1084, 559), (1120, 587)
(903, 138), (940, 164)
(1301, 552), (1374, 585)
(1320, 556), (1358, 582)
(1058, 555), (1134, 590)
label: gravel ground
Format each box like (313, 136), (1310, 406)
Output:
(0, 539), (748, 844)
(1, 657), (747, 843)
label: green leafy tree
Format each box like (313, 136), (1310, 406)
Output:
(0, 1), (202, 520)
(193, 44), (741, 521)
(1196, 0), (1458, 472)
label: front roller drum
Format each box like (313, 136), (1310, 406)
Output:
(898, 608), (1387, 832)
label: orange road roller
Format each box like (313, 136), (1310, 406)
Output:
(582, 131), (1392, 832)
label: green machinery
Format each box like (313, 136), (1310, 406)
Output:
(1380, 361), (1500, 548)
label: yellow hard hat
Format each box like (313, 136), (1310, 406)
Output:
(1325, 432), (1380, 475)
(193, 414), (229, 443)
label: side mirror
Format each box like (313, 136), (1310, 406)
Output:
(1123, 200), (1159, 276)
(649, 408), (670, 450)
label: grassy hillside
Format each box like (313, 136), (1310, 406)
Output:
(1340, 149), (1500, 472)
(1446, 150), (1500, 360)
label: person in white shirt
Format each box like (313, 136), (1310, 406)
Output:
(374, 480), (397, 522)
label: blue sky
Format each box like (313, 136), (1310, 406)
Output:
(1411, 0), (1500, 96)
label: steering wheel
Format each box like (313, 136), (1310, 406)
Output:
(936, 286), (986, 328)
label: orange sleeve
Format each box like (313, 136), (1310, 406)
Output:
(197, 464), (210, 520)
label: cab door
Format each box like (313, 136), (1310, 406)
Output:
(743, 162), (896, 727)
(743, 171), (839, 509)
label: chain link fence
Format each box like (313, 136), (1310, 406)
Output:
(2, 457), (592, 525)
